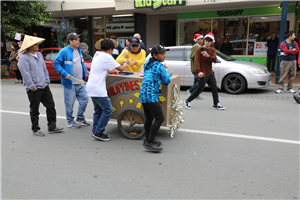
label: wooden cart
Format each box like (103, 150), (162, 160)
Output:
(106, 72), (181, 139)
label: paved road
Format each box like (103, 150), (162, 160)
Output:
(1, 80), (299, 199)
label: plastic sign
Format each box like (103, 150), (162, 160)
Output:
(61, 22), (66, 29)
(134, 0), (186, 11)
(254, 42), (268, 56)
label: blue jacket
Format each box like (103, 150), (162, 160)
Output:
(139, 58), (171, 103)
(267, 38), (279, 55)
(53, 45), (88, 88)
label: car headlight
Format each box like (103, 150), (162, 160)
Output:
(248, 67), (266, 74)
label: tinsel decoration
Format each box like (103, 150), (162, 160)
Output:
(169, 83), (184, 137)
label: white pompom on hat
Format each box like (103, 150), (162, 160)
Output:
(204, 32), (215, 42)
(194, 33), (203, 42)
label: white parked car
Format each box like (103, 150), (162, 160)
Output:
(144, 46), (272, 94)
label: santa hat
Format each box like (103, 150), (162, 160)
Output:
(204, 32), (215, 42)
(194, 33), (203, 42)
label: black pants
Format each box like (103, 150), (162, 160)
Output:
(267, 55), (276, 72)
(187, 71), (219, 105)
(142, 102), (164, 143)
(27, 86), (57, 132)
(15, 69), (22, 80)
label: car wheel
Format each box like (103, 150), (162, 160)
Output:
(222, 74), (246, 94)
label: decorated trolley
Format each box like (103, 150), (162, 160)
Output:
(106, 72), (184, 140)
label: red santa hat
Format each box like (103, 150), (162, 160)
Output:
(204, 32), (215, 42)
(194, 33), (203, 42)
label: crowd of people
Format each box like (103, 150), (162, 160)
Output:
(7, 29), (300, 153)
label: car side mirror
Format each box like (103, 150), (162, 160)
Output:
(215, 59), (221, 63)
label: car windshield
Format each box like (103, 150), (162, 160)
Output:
(216, 50), (236, 61)
(82, 52), (92, 60)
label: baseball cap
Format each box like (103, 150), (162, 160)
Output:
(131, 37), (140, 46)
(67, 32), (80, 43)
(151, 45), (169, 56)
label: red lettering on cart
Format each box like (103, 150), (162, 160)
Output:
(107, 80), (140, 97)
(130, 80), (135, 90)
(134, 80), (140, 90)
(125, 81), (132, 91)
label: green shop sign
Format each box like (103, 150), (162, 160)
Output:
(134, 0), (186, 11)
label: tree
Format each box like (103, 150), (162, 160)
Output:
(1, 1), (51, 38)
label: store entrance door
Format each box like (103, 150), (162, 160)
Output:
(160, 20), (176, 46)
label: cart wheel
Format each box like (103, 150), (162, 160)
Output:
(118, 108), (145, 140)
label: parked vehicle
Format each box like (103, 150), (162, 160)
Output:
(39, 48), (92, 79)
(144, 46), (272, 94)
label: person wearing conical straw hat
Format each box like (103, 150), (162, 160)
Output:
(53, 32), (90, 129)
(17, 35), (64, 137)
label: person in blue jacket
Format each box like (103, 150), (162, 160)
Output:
(53, 32), (90, 129)
(267, 32), (279, 72)
(139, 45), (173, 152)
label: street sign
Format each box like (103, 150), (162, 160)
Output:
(61, 22), (65, 29)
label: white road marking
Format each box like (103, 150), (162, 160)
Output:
(1, 110), (299, 145)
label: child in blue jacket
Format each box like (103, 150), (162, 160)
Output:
(139, 45), (173, 152)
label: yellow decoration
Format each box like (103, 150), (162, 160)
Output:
(113, 106), (117, 112)
(119, 100), (124, 108)
(128, 98), (134, 104)
(134, 92), (139, 98)
(159, 96), (166, 102)
(136, 102), (142, 109)
(160, 84), (162, 90)
(137, 82), (142, 88)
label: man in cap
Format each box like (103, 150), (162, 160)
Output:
(133, 33), (146, 51)
(116, 36), (146, 72)
(53, 32), (90, 129)
(184, 32), (225, 110)
(187, 33), (204, 100)
(18, 35), (64, 136)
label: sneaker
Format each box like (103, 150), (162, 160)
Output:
(275, 89), (284, 93)
(186, 90), (191, 96)
(32, 130), (45, 137)
(287, 89), (296, 93)
(48, 127), (64, 134)
(293, 94), (300, 104)
(184, 99), (191, 110)
(92, 132), (111, 141)
(213, 103), (226, 110)
(76, 118), (90, 126)
(67, 121), (81, 129)
(196, 95), (204, 100)
(19, 80), (23, 84)
(144, 141), (163, 152)
(15, 80), (19, 84)
(143, 138), (162, 146)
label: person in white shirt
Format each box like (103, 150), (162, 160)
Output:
(86, 39), (129, 141)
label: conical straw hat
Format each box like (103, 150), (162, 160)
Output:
(95, 38), (117, 50)
(19, 35), (45, 53)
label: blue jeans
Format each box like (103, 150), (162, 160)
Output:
(188, 72), (198, 93)
(63, 84), (89, 123)
(91, 96), (113, 134)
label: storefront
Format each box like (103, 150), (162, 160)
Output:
(177, 5), (297, 66)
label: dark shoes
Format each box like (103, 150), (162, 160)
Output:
(48, 127), (64, 134)
(143, 138), (162, 146)
(143, 140), (163, 152)
(92, 132), (111, 141)
(293, 94), (300, 104)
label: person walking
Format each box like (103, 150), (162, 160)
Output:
(3, 52), (10, 72)
(139, 45), (173, 152)
(86, 39), (129, 141)
(9, 42), (23, 84)
(116, 37), (146, 72)
(133, 33), (146, 51)
(17, 35), (63, 136)
(184, 32), (225, 110)
(187, 33), (204, 100)
(53, 32), (90, 128)
(110, 35), (123, 59)
(267, 32), (279, 72)
(219, 38), (233, 56)
(275, 31), (299, 94)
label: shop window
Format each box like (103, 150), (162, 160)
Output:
(179, 19), (211, 45)
(213, 17), (248, 55)
(165, 50), (184, 61)
(248, 15), (290, 56)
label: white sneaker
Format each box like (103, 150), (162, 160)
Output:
(213, 103), (225, 110)
(184, 99), (191, 110)
(287, 89), (296, 93)
(275, 89), (283, 93)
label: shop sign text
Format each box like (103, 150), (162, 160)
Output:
(254, 42), (267, 56)
(217, 9), (243, 17)
(106, 23), (134, 33)
(134, 0), (186, 11)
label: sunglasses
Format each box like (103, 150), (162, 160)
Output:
(34, 43), (38, 45)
